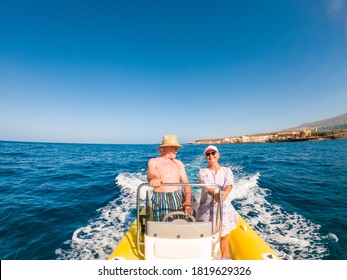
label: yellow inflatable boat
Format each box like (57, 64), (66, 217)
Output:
(108, 183), (279, 260)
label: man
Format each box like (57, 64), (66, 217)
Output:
(147, 134), (192, 221)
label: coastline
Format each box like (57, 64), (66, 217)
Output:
(192, 129), (347, 145)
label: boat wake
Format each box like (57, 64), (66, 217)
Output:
(55, 167), (335, 260)
(231, 170), (335, 260)
(55, 172), (147, 260)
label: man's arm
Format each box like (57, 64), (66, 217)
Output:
(147, 158), (161, 188)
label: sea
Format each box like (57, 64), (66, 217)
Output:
(0, 140), (346, 260)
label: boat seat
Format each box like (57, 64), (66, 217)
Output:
(144, 220), (213, 259)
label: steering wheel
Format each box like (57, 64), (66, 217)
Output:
(162, 211), (196, 222)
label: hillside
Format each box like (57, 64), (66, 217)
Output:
(193, 112), (347, 144)
(289, 113), (347, 131)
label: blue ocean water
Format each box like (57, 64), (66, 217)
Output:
(0, 140), (346, 260)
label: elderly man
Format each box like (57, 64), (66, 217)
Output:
(147, 134), (192, 221)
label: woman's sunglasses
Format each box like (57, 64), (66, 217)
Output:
(205, 151), (217, 157)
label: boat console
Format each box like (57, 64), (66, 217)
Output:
(136, 183), (223, 260)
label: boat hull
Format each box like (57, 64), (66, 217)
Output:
(228, 214), (278, 260)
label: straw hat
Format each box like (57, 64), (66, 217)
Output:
(159, 134), (183, 148)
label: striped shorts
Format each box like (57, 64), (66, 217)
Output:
(151, 189), (185, 222)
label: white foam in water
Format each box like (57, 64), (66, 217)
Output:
(231, 171), (260, 200)
(56, 167), (335, 260)
(231, 171), (333, 260)
(55, 172), (148, 260)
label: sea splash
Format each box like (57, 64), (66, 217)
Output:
(55, 172), (147, 260)
(232, 171), (333, 260)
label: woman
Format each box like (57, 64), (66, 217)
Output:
(197, 145), (238, 259)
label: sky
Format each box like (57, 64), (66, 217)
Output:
(1, 0), (347, 144)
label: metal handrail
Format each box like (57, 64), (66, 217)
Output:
(136, 182), (223, 258)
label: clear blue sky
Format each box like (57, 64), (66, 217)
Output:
(1, 0), (346, 144)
